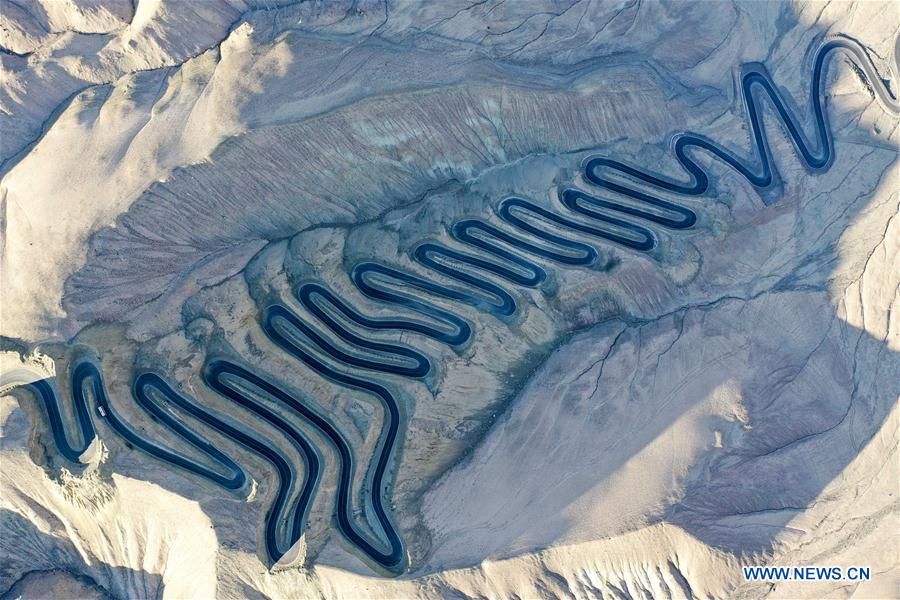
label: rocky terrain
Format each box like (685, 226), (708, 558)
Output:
(1, 1), (897, 598)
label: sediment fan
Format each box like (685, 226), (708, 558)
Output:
(11, 34), (900, 574)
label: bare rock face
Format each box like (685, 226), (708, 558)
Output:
(1, 1), (898, 598)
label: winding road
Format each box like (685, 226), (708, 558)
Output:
(13, 35), (898, 574)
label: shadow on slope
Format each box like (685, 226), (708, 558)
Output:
(0, 509), (161, 599)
